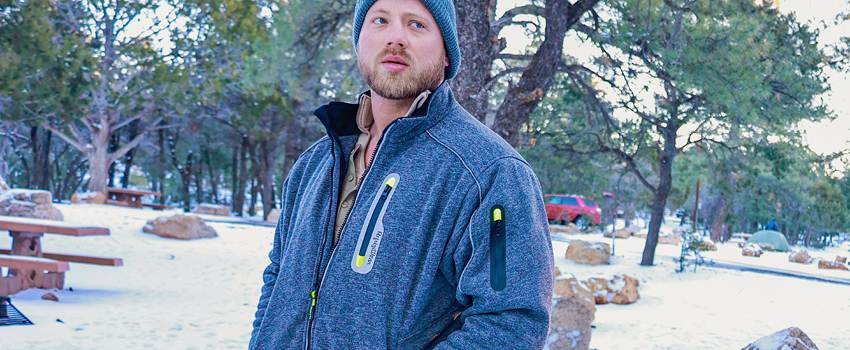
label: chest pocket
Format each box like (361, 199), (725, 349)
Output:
(351, 173), (400, 274)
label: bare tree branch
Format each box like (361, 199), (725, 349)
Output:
(42, 123), (87, 154)
(107, 116), (162, 164)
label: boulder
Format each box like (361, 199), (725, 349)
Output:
(658, 234), (681, 245)
(582, 275), (640, 305)
(788, 250), (812, 264)
(836, 256), (847, 264)
(0, 189), (63, 221)
(267, 208), (282, 223)
(817, 260), (849, 271)
(41, 292), (59, 302)
(193, 203), (231, 216)
(742, 244), (763, 257)
(552, 270), (595, 316)
(143, 214), (218, 240)
(603, 228), (631, 239)
(583, 277), (610, 305)
(565, 240), (610, 265)
(70, 191), (107, 205)
(741, 327), (818, 350)
(757, 243), (777, 252)
(627, 224), (643, 234)
(550, 223), (583, 234)
(548, 268), (595, 350)
(688, 239), (717, 251)
(548, 296), (594, 350)
(607, 275), (640, 305)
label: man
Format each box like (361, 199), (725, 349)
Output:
(249, 0), (554, 348)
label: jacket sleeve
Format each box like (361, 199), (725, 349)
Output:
(435, 157), (554, 349)
(249, 174), (291, 348)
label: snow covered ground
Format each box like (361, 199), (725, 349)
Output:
(1, 204), (849, 349)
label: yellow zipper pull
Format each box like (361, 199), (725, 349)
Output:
(308, 290), (317, 319)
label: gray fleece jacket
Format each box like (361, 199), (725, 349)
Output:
(250, 82), (554, 350)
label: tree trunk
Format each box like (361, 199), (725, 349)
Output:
(259, 140), (276, 221)
(107, 133), (119, 188)
(248, 142), (260, 217)
(29, 126), (53, 190)
(119, 119), (139, 188)
(158, 129), (167, 205)
(178, 152), (194, 213)
(231, 146), (238, 205)
(452, 0), (497, 121)
(640, 127), (677, 266)
(804, 229), (812, 247)
(204, 149), (219, 204)
(453, 0), (600, 146)
(710, 194), (726, 242)
(195, 157), (204, 204)
(232, 135), (251, 217)
(87, 146), (111, 194)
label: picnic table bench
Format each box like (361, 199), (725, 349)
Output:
(107, 187), (172, 209)
(0, 215), (122, 297)
(729, 233), (753, 248)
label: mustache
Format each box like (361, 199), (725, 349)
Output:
(377, 47), (413, 64)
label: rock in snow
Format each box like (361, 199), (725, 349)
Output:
(788, 250), (813, 264)
(548, 267), (595, 350)
(603, 228), (631, 239)
(0, 189), (63, 221)
(143, 214), (218, 240)
(743, 243), (764, 257)
(193, 203), (231, 216)
(817, 260), (848, 271)
(548, 300), (593, 349)
(741, 326), (818, 350)
(581, 275), (640, 305)
(657, 234), (681, 245)
(71, 191), (107, 205)
(550, 223), (583, 234)
(565, 240), (610, 265)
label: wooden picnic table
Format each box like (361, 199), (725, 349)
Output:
(106, 187), (163, 208)
(0, 215), (122, 296)
(729, 233), (753, 248)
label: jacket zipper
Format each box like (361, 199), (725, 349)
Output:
(304, 121), (397, 350)
(355, 182), (393, 267)
(490, 206), (506, 291)
(304, 138), (339, 349)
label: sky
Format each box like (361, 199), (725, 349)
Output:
(497, 0), (850, 160)
(779, 0), (850, 157)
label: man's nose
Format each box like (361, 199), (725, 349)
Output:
(385, 22), (408, 49)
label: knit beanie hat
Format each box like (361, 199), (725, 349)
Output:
(352, 0), (461, 80)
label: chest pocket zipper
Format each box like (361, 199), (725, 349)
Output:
(490, 205), (507, 291)
(351, 173), (400, 274)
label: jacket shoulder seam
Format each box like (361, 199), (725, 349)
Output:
(425, 130), (482, 205)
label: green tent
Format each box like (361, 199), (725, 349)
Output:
(747, 230), (791, 252)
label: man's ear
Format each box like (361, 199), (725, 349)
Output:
(444, 55), (449, 67)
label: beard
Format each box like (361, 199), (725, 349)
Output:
(358, 47), (445, 100)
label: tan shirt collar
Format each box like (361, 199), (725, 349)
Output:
(355, 90), (432, 135)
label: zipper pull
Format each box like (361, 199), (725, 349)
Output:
(379, 177), (396, 200)
(308, 290), (317, 319)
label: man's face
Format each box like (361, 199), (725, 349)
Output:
(357, 0), (449, 100)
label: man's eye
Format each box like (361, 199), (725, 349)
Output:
(410, 21), (425, 29)
(372, 18), (387, 24)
